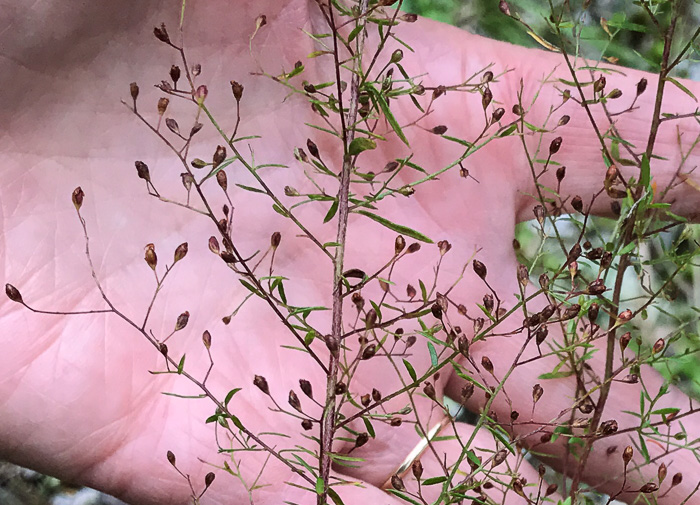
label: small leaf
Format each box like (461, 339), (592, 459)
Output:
(354, 210), (432, 243)
(348, 137), (377, 156)
(427, 342), (438, 368)
(403, 359), (417, 382)
(224, 388), (242, 406)
(324, 199), (339, 223)
(665, 76), (698, 102)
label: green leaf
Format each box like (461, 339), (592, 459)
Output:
(665, 76), (698, 102)
(403, 359), (417, 382)
(427, 342), (438, 368)
(538, 371), (575, 380)
(327, 488), (346, 505)
(422, 476), (448, 486)
(362, 417), (376, 438)
(235, 183), (266, 194)
(315, 477), (324, 495)
(640, 153), (651, 189)
(324, 199), (339, 223)
(176, 354), (186, 374)
(366, 83), (410, 146)
(354, 210), (433, 243)
(651, 407), (680, 416)
(347, 24), (363, 43)
(419, 279), (427, 302)
(224, 388), (242, 406)
(239, 279), (263, 298)
(348, 137), (377, 156)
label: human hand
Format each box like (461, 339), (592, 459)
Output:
(1, 1), (699, 504)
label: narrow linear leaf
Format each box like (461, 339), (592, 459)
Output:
(366, 83), (409, 146)
(354, 210), (433, 243)
(403, 359), (417, 382)
(427, 342), (438, 368)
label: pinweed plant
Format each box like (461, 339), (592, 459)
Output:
(4, 1), (700, 504)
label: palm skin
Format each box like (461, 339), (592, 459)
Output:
(1, 1), (699, 504)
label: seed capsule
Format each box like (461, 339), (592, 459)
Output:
(253, 375), (270, 395)
(473, 260), (487, 280)
(230, 80), (244, 101)
(72, 186), (85, 211)
(174, 243), (188, 263)
(175, 311), (189, 331)
(5, 284), (23, 303)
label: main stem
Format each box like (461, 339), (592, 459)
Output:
(318, 2), (368, 504)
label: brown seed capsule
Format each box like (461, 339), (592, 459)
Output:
(335, 382), (347, 395)
(492, 449), (508, 467)
(473, 317), (485, 334)
(482, 71), (494, 84)
(288, 390), (302, 412)
(432, 85), (446, 100)
(355, 432), (369, 448)
(538, 464), (546, 478)
(540, 432), (552, 444)
(407, 243), (421, 254)
(533, 205), (545, 225)
(658, 462), (667, 483)
(571, 195), (583, 213)
(458, 336), (470, 358)
(5, 284), (23, 303)
(517, 264), (529, 287)
(636, 77), (648, 96)
(174, 242), (188, 263)
(556, 166), (566, 182)
(437, 240), (452, 256)
(510, 410), (519, 421)
(395, 235), (406, 255)
(144, 243), (157, 271)
(255, 14), (267, 29)
(157, 97), (169, 116)
(201, 330), (212, 350)
(324, 334), (339, 357)
(165, 118), (180, 135)
(549, 137), (562, 155)
(129, 82), (139, 104)
(175, 311), (189, 331)
(365, 308), (377, 329)
(622, 445), (633, 465)
(540, 304), (555, 321)
(212, 145), (227, 169)
(483, 294), (494, 313)
(562, 304), (581, 321)
(412, 460), (423, 479)
(640, 483), (658, 494)
(588, 303), (599, 323)
(361, 394), (371, 407)
(512, 103), (524, 115)
(607, 89), (623, 99)
(253, 375), (270, 395)
(593, 75), (606, 94)
(473, 260), (487, 280)
(481, 356), (494, 374)
(545, 483), (558, 496)
(391, 474), (405, 491)
(672, 473), (683, 487)
(213, 173), (227, 195)
(194, 84), (207, 103)
(269, 231), (281, 249)
(619, 331), (631, 352)
(230, 80), (244, 102)
(431, 125), (448, 135)
(362, 344), (377, 360)
(431, 303), (443, 319)
(204, 471), (215, 488)
(71, 186), (85, 211)
(600, 419), (618, 435)
(532, 383), (544, 404)
(208, 236), (220, 255)
(167, 450), (176, 466)
(159, 343), (168, 356)
(535, 326), (548, 346)
(482, 88), (493, 110)
(558, 114), (570, 126)
(154, 23), (170, 44)
(423, 382), (436, 401)
(405, 284), (417, 300)
(306, 139), (320, 158)
(298, 379), (313, 399)
(400, 12), (417, 22)
(618, 309), (633, 322)
(622, 374), (638, 383)
(389, 417), (402, 427)
(460, 383), (475, 404)
(499, 0), (511, 15)
(301, 419), (313, 431)
(168, 65), (180, 86)
(492, 107), (505, 123)
(587, 279), (606, 295)
(652, 338), (665, 354)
